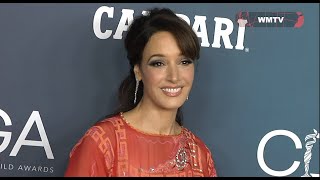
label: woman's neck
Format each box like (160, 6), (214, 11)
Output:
(123, 101), (181, 135)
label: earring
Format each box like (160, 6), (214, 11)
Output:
(134, 78), (139, 104)
(186, 96), (189, 100)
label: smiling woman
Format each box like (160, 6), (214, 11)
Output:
(64, 7), (217, 177)
(132, 31), (195, 125)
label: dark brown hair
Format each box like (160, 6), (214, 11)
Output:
(107, 7), (200, 126)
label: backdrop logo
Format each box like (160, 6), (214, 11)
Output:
(257, 129), (319, 177)
(93, 6), (247, 51)
(236, 12), (304, 28)
(0, 109), (54, 173)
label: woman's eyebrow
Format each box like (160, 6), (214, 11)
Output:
(147, 54), (165, 62)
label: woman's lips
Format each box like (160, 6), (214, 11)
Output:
(161, 87), (182, 97)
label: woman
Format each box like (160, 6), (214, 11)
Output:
(64, 7), (217, 177)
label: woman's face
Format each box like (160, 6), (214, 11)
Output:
(134, 31), (195, 110)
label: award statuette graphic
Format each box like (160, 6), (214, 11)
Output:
(301, 129), (319, 177)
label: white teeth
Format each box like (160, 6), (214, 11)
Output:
(162, 87), (181, 93)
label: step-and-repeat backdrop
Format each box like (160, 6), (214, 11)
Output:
(0, 3), (318, 177)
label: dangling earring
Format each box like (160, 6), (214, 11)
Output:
(134, 78), (139, 104)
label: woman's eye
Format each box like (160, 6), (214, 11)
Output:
(181, 58), (194, 65)
(149, 61), (164, 67)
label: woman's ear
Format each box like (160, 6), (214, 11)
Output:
(133, 64), (142, 81)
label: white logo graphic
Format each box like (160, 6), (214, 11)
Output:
(258, 129), (319, 177)
(93, 6), (247, 50)
(0, 109), (54, 159)
(301, 129), (319, 177)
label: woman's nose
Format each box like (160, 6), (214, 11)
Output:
(166, 64), (179, 83)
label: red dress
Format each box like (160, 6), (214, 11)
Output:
(64, 113), (217, 177)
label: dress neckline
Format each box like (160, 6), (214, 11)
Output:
(119, 112), (184, 137)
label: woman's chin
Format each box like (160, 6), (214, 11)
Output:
(159, 100), (185, 110)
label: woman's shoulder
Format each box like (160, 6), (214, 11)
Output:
(183, 127), (212, 152)
(86, 114), (123, 136)
(68, 114), (122, 163)
(91, 113), (123, 132)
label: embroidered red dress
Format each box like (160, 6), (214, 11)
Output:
(64, 113), (217, 177)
